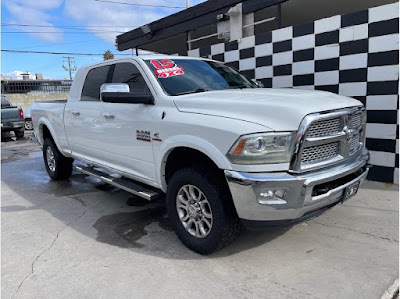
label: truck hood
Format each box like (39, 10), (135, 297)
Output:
(173, 88), (362, 131)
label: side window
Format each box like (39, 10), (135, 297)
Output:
(81, 65), (110, 101)
(111, 63), (150, 94)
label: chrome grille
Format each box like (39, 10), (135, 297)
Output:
(301, 142), (340, 164)
(349, 134), (360, 154)
(349, 114), (361, 129)
(291, 107), (366, 172)
(306, 117), (342, 138)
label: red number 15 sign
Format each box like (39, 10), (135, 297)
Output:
(150, 59), (184, 78)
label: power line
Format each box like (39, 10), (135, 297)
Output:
(2, 23), (137, 28)
(1, 50), (132, 56)
(1, 24), (126, 33)
(2, 31), (124, 34)
(93, 0), (185, 8)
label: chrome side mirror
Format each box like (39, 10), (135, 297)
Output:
(100, 83), (130, 101)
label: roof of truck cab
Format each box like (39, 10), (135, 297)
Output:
(136, 55), (208, 61)
(79, 55), (212, 70)
(104, 55), (208, 64)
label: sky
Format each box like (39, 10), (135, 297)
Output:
(1, 0), (205, 80)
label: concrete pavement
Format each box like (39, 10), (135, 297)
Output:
(1, 133), (398, 298)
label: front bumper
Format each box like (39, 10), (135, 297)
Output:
(225, 148), (370, 230)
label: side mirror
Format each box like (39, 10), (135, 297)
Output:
(100, 83), (154, 104)
(100, 83), (130, 94)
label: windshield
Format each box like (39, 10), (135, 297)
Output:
(144, 59), (258, 96)
(1, 96), (11, 108)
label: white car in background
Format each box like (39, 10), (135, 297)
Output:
(23, 107), (33, 130)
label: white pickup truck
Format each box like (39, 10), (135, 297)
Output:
(32, 56), (370, 254)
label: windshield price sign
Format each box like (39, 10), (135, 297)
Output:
(150, 59), (184, 78)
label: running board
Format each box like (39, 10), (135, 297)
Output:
(75, 166), (162, 201)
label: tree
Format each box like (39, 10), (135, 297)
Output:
(103, 50), (115, 61)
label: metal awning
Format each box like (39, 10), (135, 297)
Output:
(116, 0), (287, 52)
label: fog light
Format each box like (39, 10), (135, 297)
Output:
(258, 189), (287, 205)
(260, 189), (274, 199)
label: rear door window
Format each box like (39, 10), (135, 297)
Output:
(81, 65), (111, 101)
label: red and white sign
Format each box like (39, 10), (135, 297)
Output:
(150, 59), (184, 78)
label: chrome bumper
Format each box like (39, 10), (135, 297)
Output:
(1, 121), (24, 130)
(225, 148), (370, 225)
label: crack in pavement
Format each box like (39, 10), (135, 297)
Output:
(67, 195), (88, 207)
(11, 199), (106, 299)
(311, 220), (399, 243)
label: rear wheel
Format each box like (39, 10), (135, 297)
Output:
(167, 167), (241, 255)
(24, 119), (33, 130)
(14, 129), (24, 139)
(43, 138), (73, 180)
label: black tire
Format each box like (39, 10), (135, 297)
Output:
(43, 138), (73, 180)
(167, 167), (241, 255)
(24, 119), (33, 130)
(14, 129), (24, 139)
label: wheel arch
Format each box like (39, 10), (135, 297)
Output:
(157, 136), (232, 192)
(37, 119), (63, 153)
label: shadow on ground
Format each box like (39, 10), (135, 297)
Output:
(92, 202), (289, 258)
(1, 148), (288, 259)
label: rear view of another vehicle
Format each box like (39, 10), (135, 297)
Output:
(23, 107), (33, 130)
(1, 95), (25, 139)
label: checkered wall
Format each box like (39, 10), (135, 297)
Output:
(184, 2), (399, 184)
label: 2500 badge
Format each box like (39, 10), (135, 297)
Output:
(136, 130), (151, 142)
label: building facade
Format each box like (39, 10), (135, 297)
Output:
(117, 1), (399, 183)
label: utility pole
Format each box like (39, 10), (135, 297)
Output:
(62, 56), (77, 80)
(186, 0), (189, 8)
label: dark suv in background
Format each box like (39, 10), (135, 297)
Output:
(1, 95), (25, 139)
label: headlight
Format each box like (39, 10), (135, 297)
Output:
(227, 132), (294, 164)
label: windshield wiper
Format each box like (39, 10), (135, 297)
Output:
(173, 88), (211, 96)
(228, 84), (253, 89)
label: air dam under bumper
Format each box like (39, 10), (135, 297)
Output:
(225, 148), (370, 230)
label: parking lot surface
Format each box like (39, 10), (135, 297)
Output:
(1, 133), (399, 298)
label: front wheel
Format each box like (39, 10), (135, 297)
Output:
(167, 167), (241, 255)
(43, 138), (73, 180)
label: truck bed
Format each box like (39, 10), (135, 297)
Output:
(34, 99), (68, 104)
(31, 100), (67, 147)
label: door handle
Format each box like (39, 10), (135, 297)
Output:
(71, 111), (80, 116)
(103, 113), (115, 119)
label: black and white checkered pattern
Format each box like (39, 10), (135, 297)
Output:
(185, 2), (399, 184)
